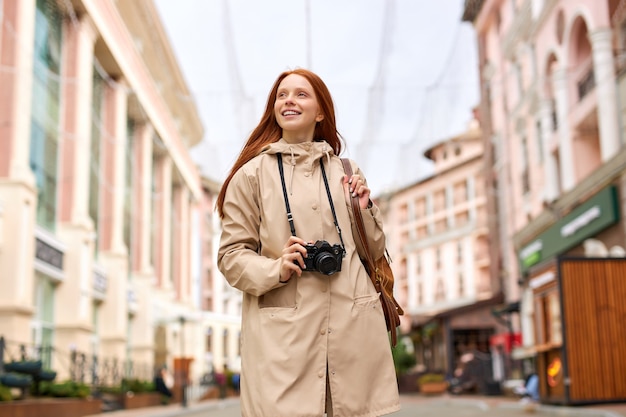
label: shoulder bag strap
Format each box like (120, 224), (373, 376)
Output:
(341, 158), (382, 294)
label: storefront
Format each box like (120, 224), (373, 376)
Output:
(517, 185), (626, 404)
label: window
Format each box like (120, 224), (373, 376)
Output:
(30, 0), (63, 231)
(32, 273), (55, 369)
(124, 121), (134, 274)
(90, 68), (105, 256)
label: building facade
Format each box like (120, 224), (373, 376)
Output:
(463, 0), (626, 403)
(382, 116), (507, 378)
(197, 177), (242, 375)
(0, 0), (212, 390)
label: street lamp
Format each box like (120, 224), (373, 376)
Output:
(179, 316), (187, 408)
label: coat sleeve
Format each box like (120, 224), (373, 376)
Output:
(346, 159), (387, 261)
(217, 166), (284, 297)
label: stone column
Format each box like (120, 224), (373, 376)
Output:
(0, 0), (36, 184)
(590, 28), (621, 160)
(539, 99), (559, 201)
(0, 0), (37, 343)
(552, 68), (576, 191)
(173, 185), (190, 301)
(154, 155), (173, 289)
(55, 15), (98, 357)
(132, 123), (154, 275)
(99, 78), (129, 361)
(130, 123), (156, 372)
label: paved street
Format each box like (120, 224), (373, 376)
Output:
(85, 395), (626, 417)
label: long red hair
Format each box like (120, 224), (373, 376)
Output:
(216, 68), (344, 217)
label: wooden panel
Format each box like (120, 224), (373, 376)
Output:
(560, 259), (626, 403)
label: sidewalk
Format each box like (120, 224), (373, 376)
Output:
(402, 393), (626, 417)
(82, 397), (241, 417)
(82, 394), (626, 417)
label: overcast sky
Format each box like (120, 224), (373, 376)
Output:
(154, 0), (479, 195)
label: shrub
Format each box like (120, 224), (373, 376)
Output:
(121, 378), (155, 394)
(417, 373), (446, 385)
(391, 340), (416, 376)
(48, 381), (90, 398)
(0, 384), (13, 402)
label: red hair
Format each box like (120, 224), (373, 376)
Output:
(216, 68), (344, 217)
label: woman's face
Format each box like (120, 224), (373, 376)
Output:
(274, 74), (324, 143)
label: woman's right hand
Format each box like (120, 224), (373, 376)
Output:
(279, 236), (308, 283)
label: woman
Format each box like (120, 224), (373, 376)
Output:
(217, 68), (400, 417)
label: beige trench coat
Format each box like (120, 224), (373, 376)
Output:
(218, 139), (400, 417)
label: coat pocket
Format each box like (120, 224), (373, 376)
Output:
(352, 293), (381, 314)
(259, 279), (297, 308)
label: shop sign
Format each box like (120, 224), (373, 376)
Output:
(519, 186), (619, 273)
(93, 265), (107, 301)
(35, 237), (64, 271)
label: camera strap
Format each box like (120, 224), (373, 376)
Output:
(277, 153), (346, 249)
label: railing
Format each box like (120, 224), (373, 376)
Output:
(0, 336), (153, 391)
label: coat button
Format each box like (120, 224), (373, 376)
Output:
(305, 172), (311, 177)
(312, 204), (318, 210)
(318, 371), (324, 378)
(320, 329), (326, 335)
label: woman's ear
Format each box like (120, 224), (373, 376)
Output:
(316, 114), (324, 122)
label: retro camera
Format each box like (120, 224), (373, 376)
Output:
(303, 240), (345, 276)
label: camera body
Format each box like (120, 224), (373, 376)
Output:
(303, 240), (345, 275)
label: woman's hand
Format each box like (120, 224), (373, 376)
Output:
(343, 174), (371, 209)
(279, 236), (308, 283)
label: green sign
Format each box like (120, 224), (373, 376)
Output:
(519, 185), (620, 273)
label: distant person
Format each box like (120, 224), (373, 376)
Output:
(217, 68), (399, 416)
(154, 366), (173, 402)
(214, 369), (227, 400)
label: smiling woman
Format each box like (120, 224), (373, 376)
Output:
(216, 68), (400, 417)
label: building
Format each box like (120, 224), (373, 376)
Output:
(0, 0), (209, 392)
(197, 176), (242, 375)
(463, 0), (626, 404)
(382, 115), (507, 379)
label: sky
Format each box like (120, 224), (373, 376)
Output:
(154, 0), (480, 196)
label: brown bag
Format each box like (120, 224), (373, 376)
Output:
(341, 159), (404, 347)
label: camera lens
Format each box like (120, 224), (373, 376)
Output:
(315, 252), (340, 275)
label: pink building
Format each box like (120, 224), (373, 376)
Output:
(0, 0), (209, 395)
(464, 0), (626, 403)
(382, 115), (507, 378)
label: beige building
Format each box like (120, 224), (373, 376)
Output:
(0, 0), (215, 391)
(198, 177), (242, 374)
(382, 115), (507, 376)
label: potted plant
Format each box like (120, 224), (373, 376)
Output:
(417, 373), (448, 395)
(3, 360), (42, 375)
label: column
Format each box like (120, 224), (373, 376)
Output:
(173, 185), (190, 301)
(99, 78), (129, 360)
(552, 68), (576, 191)
(58, 16), (97, 228)
(539, 99), (559, 201)
(0, 0), (37, 342)
(55, 16), (98, 356)
(590, 28), (621, 160)
(154, 155), (173, 289)
(132, 123), (154, 275)
(0, 0), (36, 184)
(130, 123), (155, 370)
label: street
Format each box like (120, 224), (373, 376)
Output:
(111, 396), (623, 417)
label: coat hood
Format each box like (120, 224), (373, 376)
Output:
(262, 139), (336, 194)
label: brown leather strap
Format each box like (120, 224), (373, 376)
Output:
(341, 159), (380, 293)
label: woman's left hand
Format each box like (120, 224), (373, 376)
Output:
(343, 174), (371, 209)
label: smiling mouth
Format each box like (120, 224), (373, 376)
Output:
(282, 110), (300, 116)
